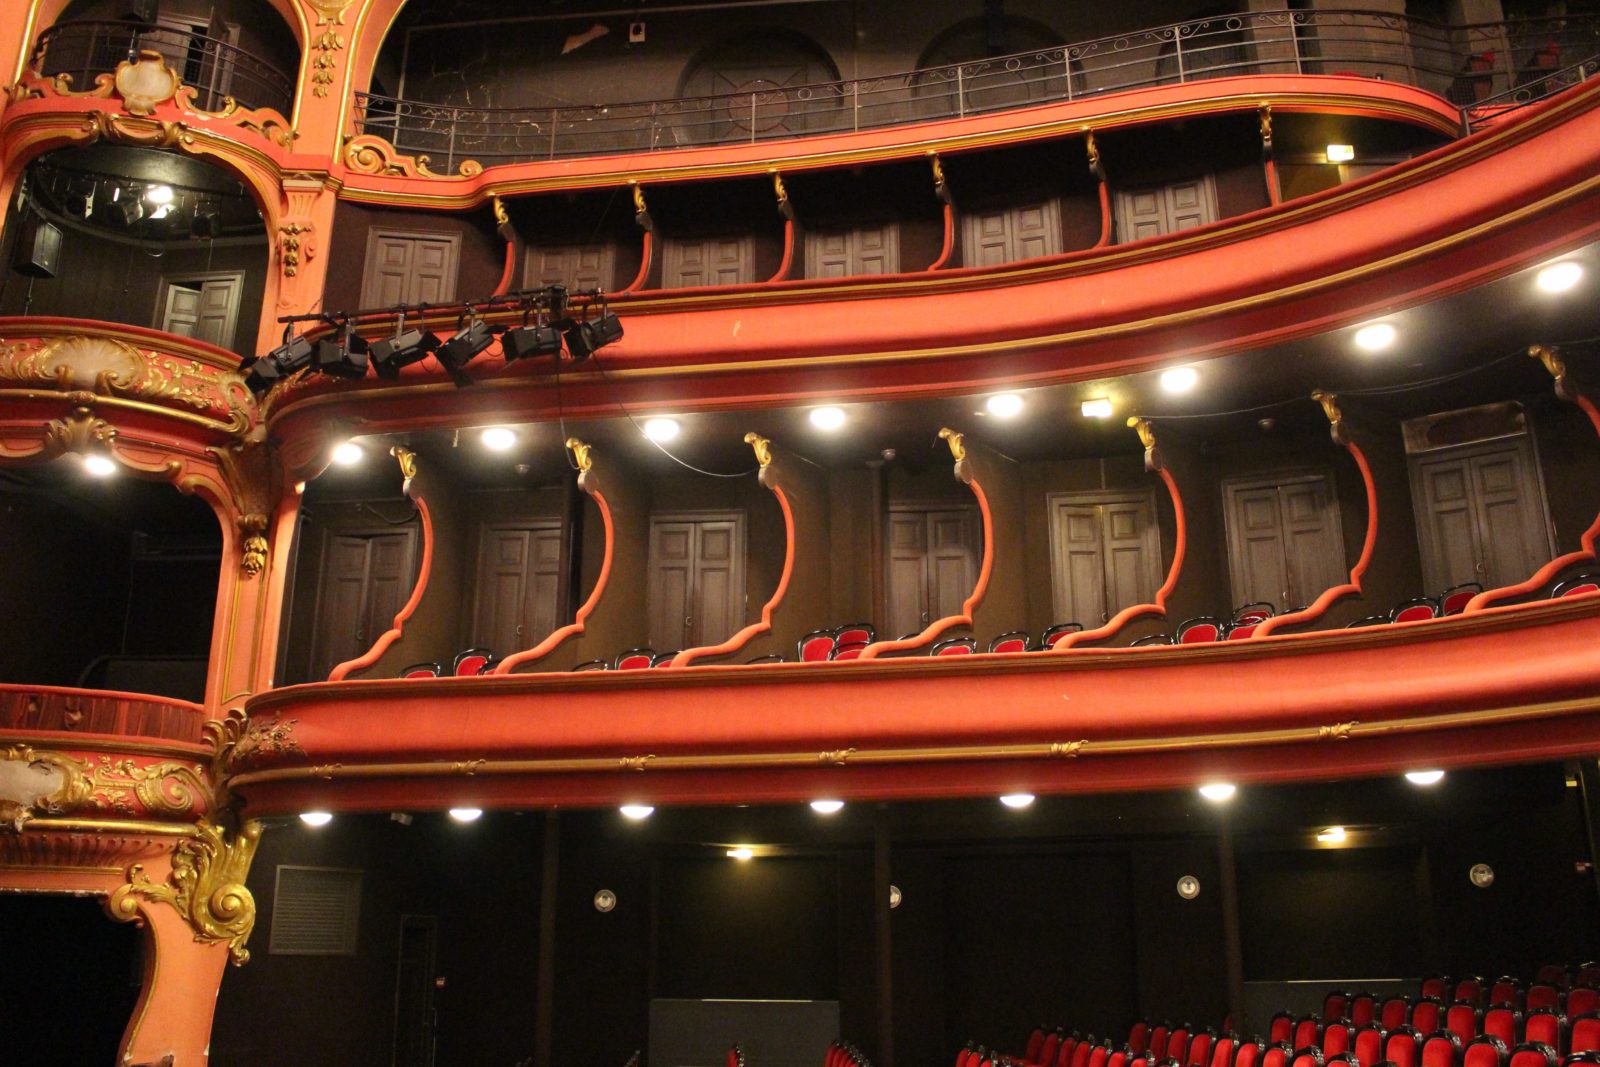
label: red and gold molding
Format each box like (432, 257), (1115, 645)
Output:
(232, 595), (1600, 813)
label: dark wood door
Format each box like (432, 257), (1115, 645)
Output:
(308, 528), (417, 679)
(960, 200), (1062, 267)
(361, 230), (461, 307)
(646, 512), (746, 650)
(1223, 473), (1344, 610)
(393, 915), (438, 1067)
(886, 507), (978, 637)
(1114, 175), (1219, 242)
(469, 523), (563, 655)
(662, 236), (755, 287)
(159, 274), (242, 348)
(1048, 492), (1162, 626)
(1410, 436), (1554, 591)
(524, 242), (616, 291)
(804, 223), (901, 278)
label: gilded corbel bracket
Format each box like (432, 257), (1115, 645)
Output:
(744, 432), (773, 468)
(1127, 417), (1164, 472)
(566, 437), (594, 473)
(770, 171), (795, 222)
(1313, 389), (1347, 445)
(391, 444), (418, 495)
(631, 181), (654, 231)
(201, 441), (275, 577)
(1530, 344), (1573, 402)
(108, 819), (262, 965)
(1085, 129), (1106, 181)
(929, 151), (952, 204)
(938, 426), (965, 461)
(1258, 103), (1274, 160)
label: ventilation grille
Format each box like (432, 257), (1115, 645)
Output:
(270, 866), (362, 956)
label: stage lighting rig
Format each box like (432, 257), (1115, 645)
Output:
(563, 304), (624, 361)
(502, 294), (564, 362)
(370, 311), (440, 380)
(243, 331), (313, 392)
(436, 308), (496, 386)
(315, 318), (370, 379)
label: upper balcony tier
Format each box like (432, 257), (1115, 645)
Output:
(352, 9), (1600, 176)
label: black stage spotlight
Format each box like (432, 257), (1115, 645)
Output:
(502, 305), (563, 362)
(314, 320), (370, 379)
(370, 321), (440, 380)
(435, 314), (495, 385)
(563, 310), (623, 361)
(64, 182), (94, 219)
(111, 192), (143, 226)
(191, 203), (222, 238)
(243, 333), (312, 392)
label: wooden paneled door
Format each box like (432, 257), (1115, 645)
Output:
(468, 522), (565, 656)
(1113, 175), (1219, 242)
(804, 223), (901, 278)
(1222, 473), (1346, 611)
(157, 273), (243, 349)
(886, 506), (979, 638)
(306, 527), (418, 680)
(646, 511), (746, 651)
(360, 230), (461, 307)
(661, 236), (755, 287)
(523, 242), (616, 291)
(1047, 491), (1163, 626)
(959, 200), (1063, 267)
(1409, 436), (1555, 591)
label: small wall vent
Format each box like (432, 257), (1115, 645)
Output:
(269, 865), (363, 956)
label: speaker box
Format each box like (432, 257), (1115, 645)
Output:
(14, 215), (61, 278)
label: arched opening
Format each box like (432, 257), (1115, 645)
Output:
(0, 894), (143, 1063)
(912, 15), (1072, 115)
(675, 30), (843, 144)
(31, 0), (300, 114)
(0, 144), (269, 357)
(0, 457), (221, 701)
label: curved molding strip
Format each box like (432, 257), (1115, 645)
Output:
(673, 435), (795, 667)
(493, 439), (613, 674)
(860, 428), (992, 659)
(328, 448), (432, 681)
(1466, 346), (1600, 612)
(1056, 419), (1186, 649)
(1254, 392), (1378, 637)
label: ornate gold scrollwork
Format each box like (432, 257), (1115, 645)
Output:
(1050, 740), (1087, 758)
(938, 427), (966, 462)
(307, 0), (354, 99)
(83, 109), (194, 149)
(743, 432), (773, 468)
(279, 222), (311, 277)
(109, 819), (262, 965)
(203, 442), (275, 577)
(492, 195), (509, 226)
(566, 437), (593, 473)
(0, 745), (216, 829)
(1312, 389), (1347, 445)
(43, 405), (116, 457)
(1530, 344), (1572, 401)
(1258, 103), (1273, 157)
(929, 151), (951, 203)
(0, 745), (93, 831)
(1127, 416), (1164, 472)
(208, 707), (302, 776)
(391, 445), (418, 491)
(110, 50), (181, 114)
(619, 754), (655, 772)
(1318, 720), (1358, 741)
(342, 133), (481, 179)
(819, 748), (856, 766)
(1084, 129), (1105, 181)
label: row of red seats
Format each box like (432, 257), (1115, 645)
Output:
(825, 1039), (874, 1067)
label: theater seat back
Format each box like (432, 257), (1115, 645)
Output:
(1168, 1031), (1191, 1061)
(1326, 993), (1350, 1022)
(1528, 988), (1562, 1013)
(1569, 990), (1600, 1018)
(1129, 1025), (1151, 1056)
(1291, 1048), (1325, 1067)
(1448, 1005), (1480, 1044)
(1422, 1033), (1462, 1067)
(1189, 1032), (1214, 1067)
(1506, 1043), (1558, 1067)
(1270, 1017), (1294, 1047)
(1209, 1036), (1237, 1067)
(1573, 1013), (1600, 1054)
(1090, 1045), (1111, 1067)
(1414, 1001), (1444, 1036)
(1262, 1043), (1295, 1067)
(1026, 1031), (1047, 1064)
(1523, 1010), (1564, 1052)
(1489, 981), (1523, 1010)
(1461, 1038), (1506, 1067)
(1295, 1020), (1324, 1053)
(1353, 1026), (1384, 1067)
(1387, 1028), (1423, 1067)
(1325, 1027), (1352, 1059)
(1071, 1039), (1094, 1067)
(1038, 1034), (1061, 1067)
(1109, 1051), (1127, 1067)
(1384, 1001), (1414, 1033)
(1483, 1010), (1519, 1046)
(1234, 1043), (1261, 1067)
(1350, 995), (1377, 1028)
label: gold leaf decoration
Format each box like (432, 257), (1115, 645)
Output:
(109, 820), (262, 965)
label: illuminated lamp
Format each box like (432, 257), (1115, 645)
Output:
(146, 184), (174, 204)
(809, 799), (845, 815)
(1316, 825), (1348, 844)
(83, 454), (116, 477)
(999, 793), (1036, 809)
(1325, 144), (1355, 163)
(1198, 782), (1236, 803)
(563, 311), (623, 360)
(1081, 398), (1113, 418)
(726, 847), (754, 861)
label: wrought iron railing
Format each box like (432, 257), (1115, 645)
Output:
(1462, 51), (1600, 129)
(351, 10), (1600, 175)
(31, 19), (296, 116)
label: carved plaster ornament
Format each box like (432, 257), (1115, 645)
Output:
(1085, 129), (1105, 181)
(0, 747), (86, 831)
(770, 171), (794, 221)
(566, 437), (594, 473)
(109, 819), (263, 965)
(1127, 416), (1164, 472)
(938, 426), (966, 462)
(744, 432), (773, 468)
(929, 151), (951, 203)
(631, 182), (653, 230)
(1258, 103), (1273, 158)
(1312, 389), (1347, 445)
(113, 51), (181, 115)
(1530, 344), (1572, 401)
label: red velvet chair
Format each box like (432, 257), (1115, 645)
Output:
(1579, 966), (1600, 989)
(1043, 622), (1084, 649)
(1036, 1033), (1062, 1067)
(1291, 1047), (1326, 1067)
(1351, 995), (1378, 1028)
(1208, 1034), (1237, 1067)
(1553, 575), (1600, 598)
(1110, 1051), (1128, 1067)
(1269, 1016), (1294, 1047)
(1568, 992), (1600, 1019)
(1352, 1025), (1385, 1067)
(1325, 1026), (1353, 1060)
(1449, 1004), (1482, 1044)
(453, 647), (495, 675)
(1524, 1011), (1566, 1055)
(1537, 968), (1573, 989)
(1189, 1032), (1215, 1067)
(1129, 1024), (1151, 1056)
(572, 659), (609, 671)
(1128, 1055), (1152, 1067)
(798, 629), (836, 662)
(1463, 1037), (1508, 1067)
(1414, 1000), (1445, 1037)
(1151, 1029), (1171, 1063)
(1490, 981), (1525, 1010)
(988, 630), (1032, 653)
(727, 1044), (745, 1067)
(1176, 616), (1226, 643)
(1348, 615), (1391, 629)
(1233, 601), (1275, 625)
(1530, 989), (1565, 1013)
(1262, 1044), (1295, 1067)
(1387, 1027), (1425, 1067)
(1024, 1031), (1048, 1065)
(1090, 1045), (1111, 1067)
(1566, 1053), (1600, 1067)
(1440, 583), (1482, 615)
(1072, 1039), (1095, 1067)
(1131, 633), (1173, 646)
(1326, 992), (1351, 1022)
(1455, 980), (1486, 1009)
(1423, 1031), (1463, 1067)
(614, 648), (656, 670)
(402, 662), (443, 678)
(1385, 1001), (1416, 1032)
(650, 651), (679, 668)
(1295, 1019), (1325, 1054)
(830, 641), (868, 660)
(1483, 1010), (1520, 1047)
(931, 637), (977, 655)
(1168, 1030), (1192, 1062)
(1572, 1018), (1600, 1056)
(834, 622), (874, 646)
(1055, 1035), (1077, 1067)
(1226, 623), (1259, 640)
(1234, 1042), (1261, 1067)
(1393, 598), (1440, 623)
(1508, 1044), (1559, 1067)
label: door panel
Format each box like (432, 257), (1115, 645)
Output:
(648, 521), (696, 650)
(1410, 437), (1553, 592)
(524, 242), (615, 291)
(961, 202), (1061, 266)
(361, 232), (460, 308)
(1165, 176), (1219, 232)
(1470, 447), (1551, 588)
(888, 507), (977, 636)
(1225, 476), (1342, 609)
(1052, 504), (1107, 625)
(1101, 500), (1160, 615)
(471, 524), (564, 654)
(1280, 479), (1343, 605)
(160, 284), (202, 337)
(310, 536), (370, 680)
(1414, 458), (1483, 591)
(647, 515), (745, 650)
(692, 520), (742, 647)
(663, 236), (754, 287)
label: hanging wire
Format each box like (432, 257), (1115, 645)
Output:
(586, 350), (757, 478)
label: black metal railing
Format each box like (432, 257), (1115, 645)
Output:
(1463, 50), (1600, 129)
(350, 10), (1600, 175)
(31, 19), (296, 116)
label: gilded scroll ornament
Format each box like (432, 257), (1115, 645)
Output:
(619, 755), (655, 772)
(1258, 103), (1273, 156)
(1127, 416), (1164, 472)
(492, 195), (509, 226)
(566, 437), (594, 473)
(819, 748), (856, 766)
(1312, 389), (1346, 445)
(109, 819), (262, 965)
(83, 109), (194, 150)
(279, 222), (311, 277)
(743, 432), (773, 468)
(43, 406), (116, 457)
(391, 444), (418, 485)
(938, 427), (966, 461)
(208, 708), (302, 775)
(1050, 740), (1087, 758)
(1084, 129), (1105, 180)
(0, 746), (93, 831)
(112, 51), (181, 115)
(342, 133), (481, 179)
(1318, 720), (1358, 741)
(0, 335), (248, 426)
(1530, 344), (1572, 401)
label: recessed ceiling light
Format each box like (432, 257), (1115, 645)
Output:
(1160, 366), (1199, 394)
(1081, 398), (1113, 418)
(299, 811), (333, 827)
(1353, 323), (1397, 351)
(1405, 769), (1446, 786)
(146, 184), (174, 204)
(1316, 825), (1348, 843)
(82, 454), (116, 477)
(810, 799), (845, 815)
(448, 807), (483, 823)
(999, 793), (1036, 809)
(985, 394), (1024, 418)
(642, 417), (680, 442)
(619, 804), (655, 820)
(1198, 782), (1237, 803)
(331, 441), (363, 466)
(1536, 261), (1584, 293)
(727, 846), (754, 861)
(1325, 144), (1355, 163)
(481, 426), (517, 451)
(809, 406), (847, 430)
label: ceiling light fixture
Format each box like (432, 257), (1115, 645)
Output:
(1405, 769), (1446, 786)
(1536, 261), (1584, 293)
(331, 441), (363, 467)
(1081, 398), (1113, 418)
(1316, 825), (1348, 844)
(146, 184), (174, 204)
(810, 799), (845, 815)
(809, 406), (847, 430)
(448, 807), (483, 823)
(1354, 322), (1397, 351)
(727, 847), (754, 861)
(481, 427), (517, 451)
(82, 454), (116, 477)
(1325, 144), (1355, 163)
(985, 394), (1024, 418)
(999, 793), (1036, 809)
(642, 417), (680, 442)
(619, 804), (655, 820)
(299, 811), (333, 827)
(1160, 366), (1200, 394)
(1198, 782), (1237, 803)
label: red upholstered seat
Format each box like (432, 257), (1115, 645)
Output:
(1326, 993), (1351, 1022)
(1168, 1030), (1192, 1061)
(1484, 1010), (1520, 1046)
(988, 631), (1031, 654)
(1209, 1035), (1237, 1067)
(1025, 1030), (1048, 1064)
(932, 637), (977, 655)
(1037, 1034), (1062, 1067)
(1325, 1026), (1353, 1059)
(1508, 1044), (1559, 1067)
(1580, 966), (1600, 988)
(1530, 988), (1564, 1013)
(798, 630), (836, 662)
(1423, 978), (1451, 1000)
(1071, 1039), (1094, 1067)
(1234, 1043), (1261, 1067)
(1537, 968), (1572, 989)
(1414, 1000), (1445, 1036)
(834, 623), (874, 646)
(1386, 1001), (1417, 1032)
(1110, 1051), (1128, 1067)
(1226, 623), (1258, 640)
(1129, 1024), (1151, 1056)
(1554, 576), (1600, 598)
(1569, 992), (1600, 1019)
(1491, 981), (1524, 1010)
(1449, 1005), (1482, 1044)
(1177, 617), (1224, 643)
(1233, 601), (1275, 624)
(650, 652), (679, 668)
(1571, 1014), (1600, 1054)
(1043, 622), (1085, 648)
(1189, 1032), (1214, 1067)
(1269, 1016), (1294, 1047)
(1524, 1011), (1565, 1053)
(1262, 1044), (1294, 1067)
(1152, 1029), (1171, 1062)
(830, 641), (868, 660)
(1351, 995), (1378, 1028)
(727, 1044), (743, 1067)
(1090, 1045), (1111, 1067)
(1463, 1037), (1508, 1067)
(1295, 1019), (1324, 1053)
(1292, 1048), (1326, 1067)
(1394, 599), (1440, 623)
(402, 662), (442, 678)
(1440, 583), (1482, 615)
(1388, 1027), (1425, 1067)
(614, 648), (655, 670)
(1353, 1026), (1385, 1067)
(453, 648), (494, 676)
(1423, 1032), (1463, 1067)
(1458, 979), (1486, 1008)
